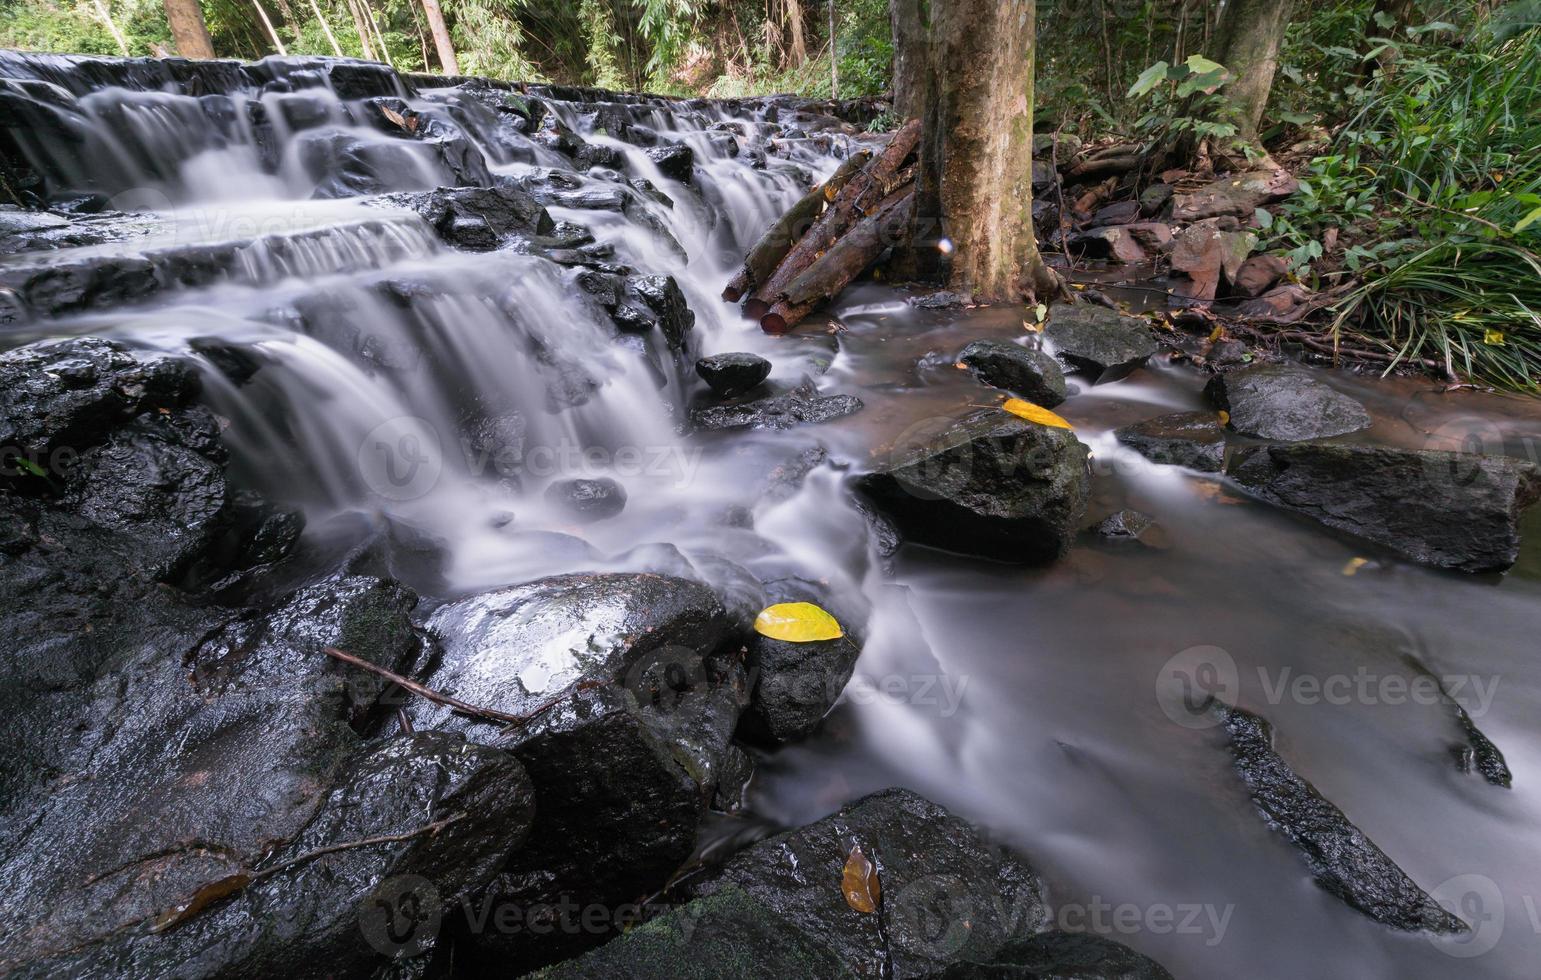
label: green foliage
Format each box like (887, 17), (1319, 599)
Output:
(579, 0), (626, 89)
(1268, 17), (1541, 388)
(831, 0), (889, 98)
(1126, 54), (1240, 146)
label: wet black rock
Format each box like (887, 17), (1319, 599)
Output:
(855, 409), (1090, 563)
(691, 379), (863, 431)
(297, 127), (490, 199)
(958, 339), (1068, 407)
(688, 789), (1047, 977)
(0, 564), (432, 973)
(408, 573), (744, 970)
(1095, 509), (1154, 540)
(1043, 303), (1158, 382)
(535, 886), (853, 979)
(1216, 704), (1467, 934)
(646, 142), (695, 182)
(739, 579), (862, 745)
(0, 338), (302, 584)
(625, 274), (696, 350)
(1228, 443), (1541, 572)
(938, 933), (1176, 979)
(696, 351), (772, 397)
(1400, 654), (1512, 788)
(544, 476), (628, 522)
(27, 732), (534, 979)
(1205, 364), (1371, 442)
(1115, 410), (1227, 472)
(383, 180), (554, 250)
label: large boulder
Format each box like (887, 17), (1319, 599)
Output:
(958, 339), (1068, 407)
(23, 732), (534, 979)
(1043, 303), (1158, 382)
(855, 409), (1090, 563)
(1115, 410), (1227, 472)
(1205, 363), (1371, 441)
(687, 789), (1048, 977)
(407, 573), (746, 970)
(696, 352), (772, 397)
(1216, 704), (1466, 934)
(1228, 443), (1541, 572)
(381, 180), (554, 250)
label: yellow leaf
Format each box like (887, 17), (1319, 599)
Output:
(1218, 410), (1230, 425)
(842, 845), (881, 913)
(1341, 556), (1372, 576)
(753, 602), (844, 642)
(1002, 398), (1073, 430)
(1484, 329), (1506, 346)
(1207, 325), (1224, 343)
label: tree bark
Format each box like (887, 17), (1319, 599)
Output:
(94, 0), (132, 54)
(762, 189), (915, 334)
(419, 0), (459, 74)
(309, 0), (344, 55)
(346, 0), (375, 59)
(745, 118), (920, 318)
(250, 0), (289, 55)
(1208, 0), (1295, 141)
(723, 149), (871, 301)
(787, 0), (807, 65)
(163, 0), (216, 58)
(892, 0), (1056, 302)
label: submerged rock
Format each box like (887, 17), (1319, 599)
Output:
(696, 351), (772, 397)
(958, 339), (1068, 407)
(855, 409), (1090, 563)
(1043, 303), (1158, 382)
(938, 933), (1176, 979)
(1095, 508), (1154, 540)
(646, 142), (694, 182)
(1216, 704), (1467, 934)
(1205, 363), (1371, 442)
(691, 380), (862, 431)
(544, 476), (627, 522)
(409, 573), (744, 970)
(688, 789), (1048, 977)
(1228, 443), (1540, 572)
(1115, 410), (1227, 472)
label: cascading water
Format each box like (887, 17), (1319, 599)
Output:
(6, 51), (1541, 980)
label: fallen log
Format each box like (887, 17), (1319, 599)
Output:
(722, 150), (872, 302)
(761, 188), (916, 334)
(744, 117), (922, 319)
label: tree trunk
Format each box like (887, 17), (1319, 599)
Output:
(828, 0), (838, 98)
(163, 0), (215, 58)
(250, 0), (289, 55)
(93, 0), (133, 54)
(1208, 0), (1295, 141)
(346, 0), (375, 59)
(310, 0), (344, 55)
(889, 0), (925, 119)
(419, 0), (459, 74)
(892, 0), (1056, 302)
(787, 0), (807, 65)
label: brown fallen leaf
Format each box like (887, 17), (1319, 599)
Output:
(842, 844), (881, 913)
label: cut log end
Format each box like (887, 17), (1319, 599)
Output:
(743, 297), (771, 320)
(722, 285), (744, 302)
(760, 311), (790, 335)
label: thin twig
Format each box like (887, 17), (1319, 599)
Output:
(323, 646), (529, 726)
(1390, 188), (1510, 236)
(253, 814), (464, 882)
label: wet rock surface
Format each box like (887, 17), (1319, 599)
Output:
(1116, 410), (1227, 472)
(691, 379), (863, 431)
(407, 573), (746, 969)
(1043, 303), (1158, 382)
(739, 578), (862, 745)
(958, 339), (1068, 407)
(1205, 364), (1372, 442)
(688, 788), (1048, 978)
(1216, 704), (1467, 934)
(856, 409), (1090, 563)
(697, 351), (772, 397)
(1228, 443), (1541, 572)
(938, 933), (1176, 979)
(544, 476), (628, 522)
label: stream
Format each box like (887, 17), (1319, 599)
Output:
(3, 51), (1541, 979)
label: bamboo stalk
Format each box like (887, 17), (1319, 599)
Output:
(250, 0), (289, 55)
(309, 0), (343, 56)
(93, 0), (132, 55)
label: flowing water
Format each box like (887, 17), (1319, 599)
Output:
(4, 52), (1541, 980)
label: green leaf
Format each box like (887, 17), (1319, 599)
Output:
(1254, 208), (1274, 230)
(1183, 55), (1225, 76)
(15, 457), (46, 478)
(1128, 61), (1170, 98)
(1516, 206), (1541, 233)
